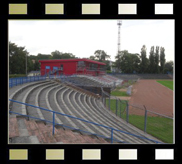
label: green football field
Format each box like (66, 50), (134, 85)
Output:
(157, 80), (173, 90)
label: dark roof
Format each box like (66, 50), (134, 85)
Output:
(38, 58), (106, 65)
(28, 71), (40, 73)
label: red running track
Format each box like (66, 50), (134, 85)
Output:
(129, 80), (173, 117)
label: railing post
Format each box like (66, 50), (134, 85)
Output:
(111, 128), (114, 143)
(53, 112), (55, 135)
(101, 90), (103, 103)
(116, 99), (118, 116)
(144, 106), (147, 133)
(126, 101), (129, 123)
(109, 95), (110, 111)
(120, 100), (121, 118)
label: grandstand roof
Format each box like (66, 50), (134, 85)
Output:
(39, 58), (106, 65)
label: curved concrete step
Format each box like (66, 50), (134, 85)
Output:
(54, 87), (79, 130)
(83, 95), (125, 142)
(37, 83), (59, 124)
(62, 89), (90, 132)
(26, 82), (53, 121)
(68, 90), (96, 135)
(76, 92), (111, 138)
(10, 81), (50, 115)
(9, 80), (50, 109)
(22, 82), (53, 117)
(46, 85), (63, 125)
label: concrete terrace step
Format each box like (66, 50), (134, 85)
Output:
(9, 80), (50, 107)
(26, 82), (54, 121)
(75, 92), (111, 138)
(37, 83), (60, 123)
(68, 90), (96, 134)
(46, 85), (63, 125)
(54, 87), (79, 130)
(9, 79), (161, 144)
(83, 95), (149, 143)
(62, 89), (88, 132)
(22, 82), (54, 117)
(9, 80), (51, 114)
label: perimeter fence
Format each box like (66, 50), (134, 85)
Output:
(101, 89), (173, 143)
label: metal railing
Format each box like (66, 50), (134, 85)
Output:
(9, 75), (46, 88)
(103, 95), (173, 143)
(9, 99), (162, 144)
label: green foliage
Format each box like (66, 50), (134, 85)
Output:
(116, 50), (141, 73)
(9, 42), (77, 75)
(9, 42), (29, 74)
(149, 46), (155, 73)
(164, 61), (173, 73)
(51, 50), (76, 59)
(94, 50), (110, 61)
(9, 74), (26, 78)
(154, 46), (160, 73)
(140, 45), (149, 73)
(114, 45), (168, 74)
(160, 47), (166, 73)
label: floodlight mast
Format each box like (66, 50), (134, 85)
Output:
(117, 20), (122, 54)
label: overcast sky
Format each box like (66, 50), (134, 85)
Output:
(9, 19), (174, 62)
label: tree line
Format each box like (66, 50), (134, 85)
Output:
(9, 42), (173, 75)
(114, 45), (173, 74)
(89, 47), (173, 74)
(9, 42), (76, 74)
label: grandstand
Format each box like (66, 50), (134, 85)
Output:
(113, 74), (172, 80)
(9, 77), (162, 144)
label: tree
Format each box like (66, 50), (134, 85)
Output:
(94, 50), (110, 61)
(164, 61), (173, 73)
(89, 55), (96, 60)
(9, 42), (29, 74)
(149, 46), (155, 73)
(37, 53), (51, 60)
(121, 53), (140, 73)
(154, 46), (160, 73)
(50, 51), (75, 59)
(140, 45), (148, 73)
(51, 50), (62, 59)
(160, 47), (166, 73)
(60, 53), (75, 59)
(115, 50), (140, 73)
(115, 50), (128, 72)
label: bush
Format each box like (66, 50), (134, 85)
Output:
(9, 74), (26, 78)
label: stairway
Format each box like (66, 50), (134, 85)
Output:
(9, 116), (109, 144)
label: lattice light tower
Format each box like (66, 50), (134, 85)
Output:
(117, 20), (122, 54)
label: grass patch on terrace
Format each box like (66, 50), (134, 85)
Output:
(157, 80), (173, 90)
(111, 90), (129, 97)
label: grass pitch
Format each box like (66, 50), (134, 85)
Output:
(157, 80), (173, 90)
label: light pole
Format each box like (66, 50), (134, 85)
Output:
(26, 52), (27, 76)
